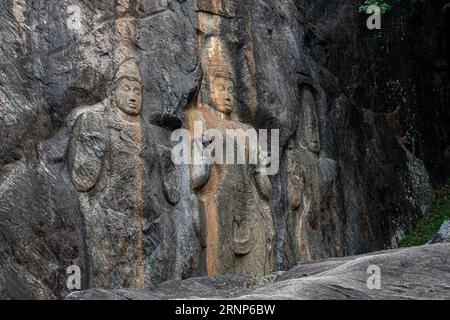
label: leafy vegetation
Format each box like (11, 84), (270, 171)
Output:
(359, 0), (392, 14)
(399, 181), (450, 247)
(359, 0), (420, 15)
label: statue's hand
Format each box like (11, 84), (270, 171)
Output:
(191, 161), (212, 190)
(190, 134), (213, 190)
(259, 150), (271, 171)
(156, 144), (180, 205)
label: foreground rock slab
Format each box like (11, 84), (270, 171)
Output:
(67, 244), (450, 300)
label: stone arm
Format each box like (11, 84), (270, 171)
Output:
(253, 150), (276, 258)
(252, 151), (272, 200)
(286, 141), (303, 210)
(156, 144), (180, 205)
(67, 113), (107, 193)
(190, 134), (212, 190)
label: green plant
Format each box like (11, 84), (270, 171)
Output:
(359, 0), (420, 15)
(359, 0), (392, 14)
(400, 183), (450, 247)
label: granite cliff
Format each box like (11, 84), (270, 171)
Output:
(0, 0), (448, 299)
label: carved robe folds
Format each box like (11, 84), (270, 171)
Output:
(68, 111), (178, 289)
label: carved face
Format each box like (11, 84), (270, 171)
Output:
(115, 78), (142, 116)
(210, 76), (235, 115)
(299, 88), (320, 154)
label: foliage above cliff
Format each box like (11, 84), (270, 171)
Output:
(359, 0), (419, 15)
(359, 0), (392, 14)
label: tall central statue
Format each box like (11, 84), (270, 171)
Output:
(187, 38), (274, 276)
(68, 59), (179, 289)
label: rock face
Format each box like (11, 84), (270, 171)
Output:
(0, 0), (448, 299)
(66, 244), (450, 300)
(429, 220), (450, 244)
(185, 14), (275, 276)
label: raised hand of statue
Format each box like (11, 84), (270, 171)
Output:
(190, 133), (213, 190)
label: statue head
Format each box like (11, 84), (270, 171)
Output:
(298, 87), (320, 154)
(200, 38), (236, 116)
(208, 68), (236, 116)
(113, 59), (142, 117)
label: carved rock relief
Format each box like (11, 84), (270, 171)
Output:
(186, 8), (275, 276)
(66, 2), (181, 289)
(287, 86), (345, 262)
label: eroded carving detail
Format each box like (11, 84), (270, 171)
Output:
(298, 88), (321, 154)
(12, 0), (27, 41)
(93, 24), (113, 55)
(68, 58), (179, 289)
(287, 86), (345, 262)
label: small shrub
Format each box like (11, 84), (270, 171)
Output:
(400, 182), (450, 247)
(359, 0), (392, 14)
(359, 0), (420, 15)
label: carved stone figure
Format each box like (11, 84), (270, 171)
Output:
(12, 0), (27, 41)
(93, 23), (113, 55)
(68, 59), (179, 289)
(287, 86), (345, 262)
(297, 88), (321, 154)
(186, 39), (274, 276)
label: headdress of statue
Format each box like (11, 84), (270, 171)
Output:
(197, 38), (237, 115)
(206, 63), (236, 84)
(114, 59), (142, 86)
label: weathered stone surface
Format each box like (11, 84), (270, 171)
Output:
(429, 220), (450, 244)
(185, 12), (275, 276)
(0, 0), (200, 299)
(0, 0), (448, 299)
(66, 244), (450, 300)
(286, 86), (345, 263)
(66, 275), (259, 300)
(0, 159), (86, 299)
